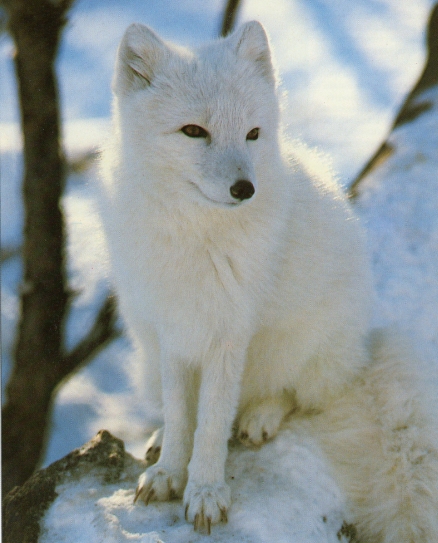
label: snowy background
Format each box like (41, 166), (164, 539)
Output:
(1, 1), (438, 540)
(1, 0), (435, 181)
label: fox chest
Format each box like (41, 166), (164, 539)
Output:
(118, 230), (270, 336)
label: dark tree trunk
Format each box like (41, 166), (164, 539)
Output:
(1, 0), (72, 494)
(1, 0), (119, 486)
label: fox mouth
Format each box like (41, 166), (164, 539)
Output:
(188, 182), (241, 208)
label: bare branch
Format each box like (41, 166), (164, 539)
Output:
(61, 295), (120, 377)
(1, 246), (21, 263)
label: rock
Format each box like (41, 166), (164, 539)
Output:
(2, 430), (142, 543)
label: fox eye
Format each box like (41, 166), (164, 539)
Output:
(181, 125), (209, 138)
(246, 127), (259, 141)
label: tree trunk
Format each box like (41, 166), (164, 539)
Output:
(1, 0), (73, 494)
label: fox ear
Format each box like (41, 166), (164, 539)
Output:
(113, 23), (168, 95)
(229, 21), (274, 81)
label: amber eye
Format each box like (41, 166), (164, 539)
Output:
(181, 125), (209, 138)
(246, 127), (259, 141)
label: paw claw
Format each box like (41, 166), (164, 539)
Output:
(184, 481), (231, 533)
(169, 487), (178, 500)
(220, 507), (228, 523)
(133, 486), (141, 504)
(135, 464), (185, 505)
(238, 397), (292, 446)
(145, 488), (155, 505)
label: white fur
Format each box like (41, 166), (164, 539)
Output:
(299, 328), (438, 543)
(99, 21), (438, 540)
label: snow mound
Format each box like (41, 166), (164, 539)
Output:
(355, 84), (438, 363)
(37, 430), (348, 543)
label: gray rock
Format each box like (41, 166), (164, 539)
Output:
(2, 430), (143, 543)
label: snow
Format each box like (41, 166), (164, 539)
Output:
(356, 85), (438, 363)
(1, 1), (438, 541)
(39, 429), (349, 543)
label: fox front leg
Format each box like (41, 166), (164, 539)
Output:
(134, 358), (196, 504)
(183, 343), (246, 533)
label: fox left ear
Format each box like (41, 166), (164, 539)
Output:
(113, 23), (169, 95)
(229, 21), (274, 82)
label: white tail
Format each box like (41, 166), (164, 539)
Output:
(304, 327), (438, 542)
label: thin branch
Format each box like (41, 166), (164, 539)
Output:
(348, 142), (394, 200)
(61, 295), (120, 377)
(1, 246), (21, 263)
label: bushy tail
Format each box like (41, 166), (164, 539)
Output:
(309, 327), (438, 543)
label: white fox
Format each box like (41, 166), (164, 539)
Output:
(100, 21), (438, 540)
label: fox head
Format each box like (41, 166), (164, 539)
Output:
(112, 22), (281, 208)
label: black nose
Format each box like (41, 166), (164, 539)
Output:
(230, 179), (255, 201)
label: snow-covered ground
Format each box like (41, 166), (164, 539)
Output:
(39, 429), (350, 543)
(355, 84), (438, 361)
(1, 1), (438, 541)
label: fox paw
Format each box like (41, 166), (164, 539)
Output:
(238, 397), (290, 446)
(145, 427), (164, 466)
(184, 481), (230, 534)
(134, 464), (185, 504)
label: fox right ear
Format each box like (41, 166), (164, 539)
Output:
(113, 23), (168, 95)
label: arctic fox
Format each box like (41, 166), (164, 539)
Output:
(100, 21), (438, 540)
